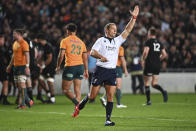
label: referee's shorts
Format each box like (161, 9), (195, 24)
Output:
(92, 66), (116, 86)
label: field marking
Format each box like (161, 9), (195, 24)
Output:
(155, 103), (196, 106)
(0, 109), (194, 123)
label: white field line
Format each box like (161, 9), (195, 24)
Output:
(0, 109), (194, 123)
(155, 103), (196, 106)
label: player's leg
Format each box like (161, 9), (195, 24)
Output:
(26, 76), (33, 100)
(151, 75), (168, 102)
(138, 75), (144, 94)
(62, 79), (76, 103)
(116, 77), (127, 108)
(131, 75), (137, 94)
(105, 85), (116, 126)
(2, 80), (11, 105)
(73, 79), (82, 104)
(47, 77), (55, 103)
(144, 75), (151, 105)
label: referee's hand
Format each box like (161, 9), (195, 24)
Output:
(129, 5), (139, 17)
(100, 57), (108, 62)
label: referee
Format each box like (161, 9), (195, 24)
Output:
(72, 6), (139, 126)
(142, 27), (168, 105)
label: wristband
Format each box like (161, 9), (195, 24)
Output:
(133, 16), (137, 19)
(26, 64), (29, 67)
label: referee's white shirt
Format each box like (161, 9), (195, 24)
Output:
(92, 35), (126, 69)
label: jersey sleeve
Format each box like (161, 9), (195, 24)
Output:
(83, 43), (87, 53)
(114, 35), (126, 46)
(92, 38), (102, 51)
(60, 39), (66, 50)
(22, 41), (29, 52)
(119, 46), (124, 57)
(45, 45), (53, 55)
(144, 40), (151, 47)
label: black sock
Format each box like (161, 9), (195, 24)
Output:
(72, 98), (79, 106)
(24, 88), (30, 103)
(145, 86), (150, 102)
(38, 91), (42, 97)
(0, 94), (2, 102)
(116, 88), (121, 105)
(79, 94), (89, 110)
(106, 102), (113, 121)
(27, 87), (33, 100)
(153, 84), (164, 94)
(89, 99), (95, 103)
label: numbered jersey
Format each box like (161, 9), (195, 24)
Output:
(60, 35), (87, 66)
(144, 38), (163, 66)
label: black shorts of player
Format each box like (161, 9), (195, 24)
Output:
(62, 65), (84, 80)
(92, 66), (116, 86)
(30, 65), (40, 80)
(0, 66), (9, 82)
(42, 65), (56, 78)
(116, 66), (123, 78)
(13, 66), (26, 76)
(143, 64), (160, 76)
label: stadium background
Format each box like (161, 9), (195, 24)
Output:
(0, 0), (196, 94)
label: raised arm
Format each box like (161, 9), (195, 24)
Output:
(121, 5), (139, 40)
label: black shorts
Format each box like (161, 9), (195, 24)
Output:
(0, 67), (9, 82)
(92, 66), (116, 86)
(30, 65), (40, 80)
(42, 65), (56, 78)
(143, 64), (160, 76)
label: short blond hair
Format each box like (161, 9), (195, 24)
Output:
(104, 23), (116, 33)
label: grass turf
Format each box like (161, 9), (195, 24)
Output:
(0, 94), (196, 131)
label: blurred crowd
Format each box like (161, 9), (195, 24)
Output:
(0, 0), (196, 70)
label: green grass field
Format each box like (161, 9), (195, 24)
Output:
(0, 94), (196, 131)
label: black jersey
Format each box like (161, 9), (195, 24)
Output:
(0, 45), (10, 68)
(144, 38), (163, 67)
(42, 43), (56, 67)
(25, 38), (36, 68)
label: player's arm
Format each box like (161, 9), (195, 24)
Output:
(6, 54), (14, 73)
(120, 56), (129, 77)
(24, 51), (30, 75)
(160, 48), (168, 60)
(141, 46), (149, 67)
(56, 49), (65, 72)
(82, 52), (89, 79)
(121, 5), (139, 40)
(45, 53), (52, 66)
(90, 49), (108, 62)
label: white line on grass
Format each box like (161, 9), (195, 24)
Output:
(155, 103), (196, 106)
(0, 109), (193, 123)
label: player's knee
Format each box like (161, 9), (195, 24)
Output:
(47, 77), (54, 83)
(63, 89), (71, 94)
(151, 82), (157, 87)
(39, 75), (45, 81)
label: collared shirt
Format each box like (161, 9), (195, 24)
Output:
(92, 35), (125, 69)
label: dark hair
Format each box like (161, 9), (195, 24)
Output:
(13, 29), (25, 35)
(149, 27), (156, 36)
(66, 23), (77, 32)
